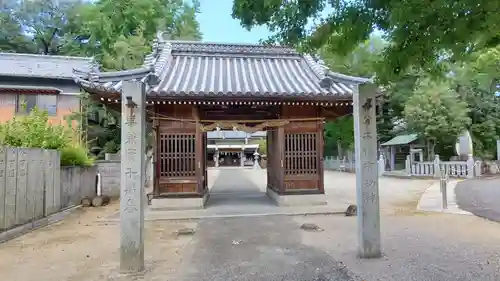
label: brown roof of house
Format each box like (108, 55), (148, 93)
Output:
(73, 33), (371, 100)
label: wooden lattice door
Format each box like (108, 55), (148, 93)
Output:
(283, 131), (322, 191)
(157, 132), (197, 194)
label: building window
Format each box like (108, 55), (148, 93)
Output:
(16, 94), (57, 116)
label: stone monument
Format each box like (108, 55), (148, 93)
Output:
(119, 81), (146, 273)
(353, 83), (381, 259)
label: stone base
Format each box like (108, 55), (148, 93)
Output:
(150, 193), (209, 210)
(266, 188), (327, 206)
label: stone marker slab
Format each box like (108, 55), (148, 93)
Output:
(25, 148), (39, 223)
(43, 149), (55, 216)
(0, 147), (6, 231)
(353, 83), (382, 258)
(34, 150), (45, 220)
(53, 150), (61, 212)
(15, 148), (28, 225)
(119, 80), (146, 273)
(4, 148), (18, 230)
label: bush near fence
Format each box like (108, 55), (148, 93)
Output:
(0, 147), (97, 233)
(0, 106), (94, 167)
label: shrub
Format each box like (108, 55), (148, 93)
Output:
(0, 107), (94, 167)
(60, 145), (95, 166)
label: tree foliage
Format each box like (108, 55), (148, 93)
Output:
(404, 79), (471, 155)
(324, 116), (354, 155)
(321, 35), (393, 152)
(1, 0), (203, 69)
(61, 0), (202, 69)
(232, 0), (500, 81)
(319, 34), (500, 159)
(449, 45), (500, 159)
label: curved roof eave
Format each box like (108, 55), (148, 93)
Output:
(302, 54), (373, 86)
(73, 66), (153, 83)
(326, 71), (373, 85)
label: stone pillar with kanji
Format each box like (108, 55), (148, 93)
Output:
(353, 83), (381, 259)
(120, 80), (146, 272)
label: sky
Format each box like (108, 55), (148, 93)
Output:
(197, 0), (272, 43)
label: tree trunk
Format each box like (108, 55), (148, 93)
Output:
(337, 141), (343, 157)
(426, 139), (436, 160)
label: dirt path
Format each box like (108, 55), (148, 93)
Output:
(0, 201), (197, 281)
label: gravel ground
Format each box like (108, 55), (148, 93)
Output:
(0, 201), (197, 281)
(455, 177), (500, 222)
(2, 171), (498, 281)
(173, 170), (362, 281)
(176, 216), (363, 281)
(295, 213), (500, 281)
(245, 169), (436, 214)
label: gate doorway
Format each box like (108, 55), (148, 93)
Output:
(73, 40), (362, 208)
(152, 100), (328, 207)
(204, 167), (273, 209)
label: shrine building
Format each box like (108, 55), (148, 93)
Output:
(73, 33), (371, 208)
(206, 130), (266, 167)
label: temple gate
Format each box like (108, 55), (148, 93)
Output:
(74, 37), (366, 202)
(73, 33), (382, 269)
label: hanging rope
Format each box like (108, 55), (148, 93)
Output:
(147, 109), (323, 131)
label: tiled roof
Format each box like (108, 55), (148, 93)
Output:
(73, 33), (372, 99)
(380, 134), (419, 146)
(0, 53), (93, 80)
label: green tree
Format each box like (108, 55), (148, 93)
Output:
(449, 45), (500, 159)
(232, 0), (500, 81)
(170, 1), (203, 41)
(0, 4), (33, 53)
(0, 0), (81, 55)
(404, 78), (471, 158)
(320, 35), (399, 150)
(62, 0), (202, 68)
(102, 28), (150, 71)
(324, 116), (354, 156)
(319, 35), (386, 78)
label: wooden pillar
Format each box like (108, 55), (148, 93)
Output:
(317, 120), (325, 193)
(277, 126), (285, 194)
(120, 80), (146, 272)
(266, 130), (273, 189)
(353, 83), (381, 259)
(194, 106), (204, 194)
(153, 110), (160, 198)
